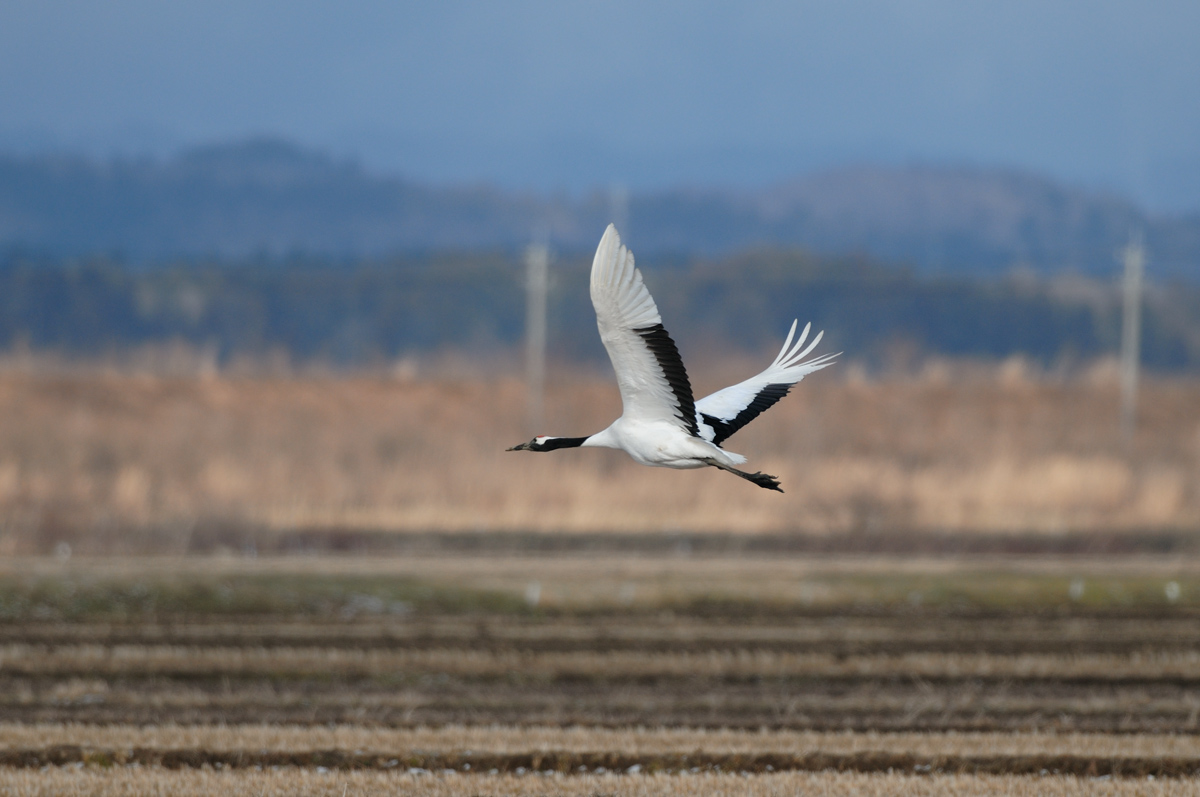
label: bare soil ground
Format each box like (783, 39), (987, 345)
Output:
(0, 555), (1197, 734)
(1, 553), (1199, 794)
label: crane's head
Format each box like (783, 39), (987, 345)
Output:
(506, 435), (553, 452)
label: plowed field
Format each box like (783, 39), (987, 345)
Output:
(1, 552), (1198, 794)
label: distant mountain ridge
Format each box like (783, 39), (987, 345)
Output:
(1, 139), (1197, 278)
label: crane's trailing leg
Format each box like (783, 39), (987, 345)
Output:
(702, 458), (783, 493)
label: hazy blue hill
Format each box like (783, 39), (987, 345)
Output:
(1, 139), (1197, 278)
(756, 166), (1144, 272)
(0, 139), (544, 259)
(632, 166), (1197, 277)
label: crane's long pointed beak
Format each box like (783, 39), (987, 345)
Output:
(506, 442), (529, 451)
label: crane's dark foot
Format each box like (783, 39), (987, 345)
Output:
(703, 459), (784, 492)
(742, 470), (783, 492)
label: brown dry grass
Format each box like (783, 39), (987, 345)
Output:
(0, 768), (1192, 796)
(4, 724), (1199, 759)
(1, 360), (1199, 552)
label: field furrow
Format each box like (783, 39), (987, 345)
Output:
(3, 745), (1200, 778)
(4, 618), (1199, 656)
(3, 768), (1197, 797)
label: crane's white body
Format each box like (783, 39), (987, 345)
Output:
(582, 419), (739, 469)
(510, 224), (836, 491)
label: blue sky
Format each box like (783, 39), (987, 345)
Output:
(2, 1), (1198, 212)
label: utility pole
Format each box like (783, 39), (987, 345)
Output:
(524, 240), (550, 432)
(1119, 231), (1146, 442)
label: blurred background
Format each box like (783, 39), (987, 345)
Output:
(1, 0), (1199, 554)
(6, 9), (1200, 779)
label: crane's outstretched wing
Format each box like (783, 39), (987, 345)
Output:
(590, 224), (699, 437)
(696, 320), (838, 445)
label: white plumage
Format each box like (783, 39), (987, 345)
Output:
(508, 224), (837, 492)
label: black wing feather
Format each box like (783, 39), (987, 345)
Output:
(701, 382), (791, 446)
(633, 323), (699, 438)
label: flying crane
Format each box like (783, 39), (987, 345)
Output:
(508, 225), (836, 492)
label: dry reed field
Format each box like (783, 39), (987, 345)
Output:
(0, 359), (1199, 553)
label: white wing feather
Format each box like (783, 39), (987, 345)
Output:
(695, 319), (838, 442)
(590, 224), (695, 431)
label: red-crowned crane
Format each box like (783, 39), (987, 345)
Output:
(507, 225), (836, 492)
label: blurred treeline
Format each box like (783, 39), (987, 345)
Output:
(2, 249), (1199, 372)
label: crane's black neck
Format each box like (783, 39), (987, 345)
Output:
(538, 436), (588, 451)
